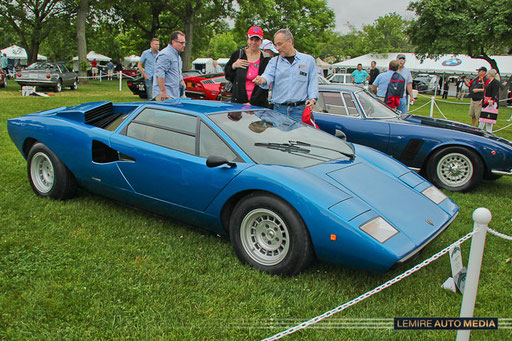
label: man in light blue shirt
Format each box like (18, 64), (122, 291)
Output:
(372, 60), (401, 100)
(253, 29), (318, 121)
(396, 54), (414, 114)
(1, 53), (8, 85)
(152, 32), (185, 100)
(351, 64), (369, 85)
(138, 38), (159, 97)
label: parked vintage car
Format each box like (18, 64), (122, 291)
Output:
(327, 73), (352, 84)
(7, 99), (458, 275)
(313, 84), (512, 192)
(184, 73), (226, 100)
(127, 70), (203, 99)
(16, 62), (78, 92)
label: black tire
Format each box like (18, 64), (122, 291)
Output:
(426, 146), (483, 192)
(55, 79), (62, 92)
(70, 79), (78, 90)
(229, 193), (314, 275)
(27, 143), (77, 200)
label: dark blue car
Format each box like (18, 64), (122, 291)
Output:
(8, 99), (458, 275)
(314, 85), (512, 192)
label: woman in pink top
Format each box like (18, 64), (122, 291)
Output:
(224, 26), (271, 107)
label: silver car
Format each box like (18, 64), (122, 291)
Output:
(16, 62), (78, 92)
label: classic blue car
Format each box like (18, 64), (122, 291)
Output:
(8, 99), (458, 275)
(314, 85), (512, 192)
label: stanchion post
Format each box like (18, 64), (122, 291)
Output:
(456, 207), (491, 341)
(430, 86), (437, 117)
(119, 71), (122, 92)
(99, 70), (102, 82)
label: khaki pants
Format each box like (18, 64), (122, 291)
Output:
(468, 100), (482, 119)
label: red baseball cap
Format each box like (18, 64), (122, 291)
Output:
(247, 26), (263, 39)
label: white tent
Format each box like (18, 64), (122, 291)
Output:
(332, 53), (512, 76)
(124, 54), (140, 63)
(192, 58), (215, 74)
(1, 45), (47, 62)
(73, 51), (112, 62)
(216, 58), (229, 67)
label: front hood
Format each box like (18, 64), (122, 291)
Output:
(309, 160), (455, 247)
(405, 115), (487, 136)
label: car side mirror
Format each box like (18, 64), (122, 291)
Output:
(206, 155), (236, 168)
(335, 129), (347, 141)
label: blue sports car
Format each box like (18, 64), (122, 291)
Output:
(314, 85), (512, 192)
(8, 99), (458, 275)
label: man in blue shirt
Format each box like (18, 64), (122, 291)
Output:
(138, 38), (160, 99)
(253, 29), (318, 121)
(396, 54), (415, 114)
(1, 53), (9, 85)
(351, 63), (369, 86)
(152, 32), (185, 100)
(372, 60), (400, 100)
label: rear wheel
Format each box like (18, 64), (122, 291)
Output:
(70, 79), (78, 90)
(426, 146), (483, 192)
(27, 143), (77, 200)
(229, 193), (314, 275)
(55, 79), (62, 92)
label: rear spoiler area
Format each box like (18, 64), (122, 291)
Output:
(56, 101), (139, 127)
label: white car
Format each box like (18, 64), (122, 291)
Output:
(327, 73), (352, 84)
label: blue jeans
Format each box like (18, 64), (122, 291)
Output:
(398, 96), (408, 114)
(145, 78), (153, 100)
(273, 103), (306, 122)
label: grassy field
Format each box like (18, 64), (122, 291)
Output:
(1, 80), (511, 340)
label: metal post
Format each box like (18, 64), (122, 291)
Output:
(430, 80), (437, 117)
(119, 71), (122, 92)
(456, 207), (491, 341)
(99, 70), (102, 82)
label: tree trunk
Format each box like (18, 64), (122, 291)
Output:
(183, 16), (194, 70)
(76, 0), (89, 84)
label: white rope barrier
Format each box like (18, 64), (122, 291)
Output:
(262, 231), (475, 341)
(406, 100), (431, 113)
(488, 227), (512, 241)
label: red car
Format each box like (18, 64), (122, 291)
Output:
(184, 73), (225, 100)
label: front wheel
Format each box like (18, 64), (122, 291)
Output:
(426, 147), (483, 192)
(27, 143), (77, 200)
(229, 193), (314, 275)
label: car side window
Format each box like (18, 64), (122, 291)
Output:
(321, 91), (349, 116)
(199, 122), (237, 161)
(314, 92), (327, 112)
(125, 108), (197, 155)
(342, 93), (360, 117)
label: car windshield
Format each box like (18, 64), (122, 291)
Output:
(210, 110), (354, 168)
(354, 89), (399, 118)
(26, 62), (57, 71)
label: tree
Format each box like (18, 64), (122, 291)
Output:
(207, 32), (237, 59)
(0, 0), (66, 64)
(234, 0), (335, 56)
(407, 0), (512, 72)
(361, 13), (412, 53)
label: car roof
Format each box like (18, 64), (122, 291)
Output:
(318, 84), (363, 93)
(144, 98), (266, 115)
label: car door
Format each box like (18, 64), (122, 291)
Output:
(314, 90), (391, 153)
(109, 107), (249, 212)
(58, 63), (73, 86)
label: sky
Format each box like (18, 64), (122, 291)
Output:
(325, 0), (416, 34)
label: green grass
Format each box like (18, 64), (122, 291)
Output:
(1, 81), (511, 340)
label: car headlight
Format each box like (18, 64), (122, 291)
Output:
(422, 186), (447, 204)
(360, 217), (398, 243)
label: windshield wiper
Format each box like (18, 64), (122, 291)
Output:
(288, 140), (355, 160)
(254, 142), (311, 154)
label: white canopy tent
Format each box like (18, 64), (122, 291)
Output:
(1, 45), (47, 63)
(73, 51), (112, 62)
(332, 53), (512, 76)
(124, 55), (140, 63)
